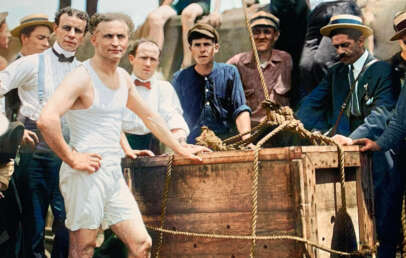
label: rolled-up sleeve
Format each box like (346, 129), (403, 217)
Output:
(159, 81), (190, 136)
(230, 65), (251, 120)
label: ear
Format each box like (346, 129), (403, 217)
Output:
(128, 54), (135, 65)
(20, 34), (27, 45)
(90, 33), (97, 46)
(358, 35), (365, 46)
(53, 23), (58, 33)
(214, 43), (219, 54)
(274, 30), (280, 42)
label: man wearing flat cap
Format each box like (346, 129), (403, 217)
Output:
(297, 14), (400, 257)
(227, 11), (292, 126)
(172, 23), (252, 144)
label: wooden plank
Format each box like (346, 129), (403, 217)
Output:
(356, 153), (375, 249)
(123, 147), (303, 168)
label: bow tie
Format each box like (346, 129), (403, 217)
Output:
(52, 48), (74, 63)
(134, 79), (151, 90)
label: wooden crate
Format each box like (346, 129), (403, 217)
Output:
(122, 145), (375, 258)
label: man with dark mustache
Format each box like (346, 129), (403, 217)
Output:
(296, 14), (399, 257)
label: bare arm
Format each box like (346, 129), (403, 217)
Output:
(206, 0), (222, 27)
(120, 131), (154, 159)
(235, 111), (251, 140)
(37, 67), (101, 173)
(126, 75), (209, 160)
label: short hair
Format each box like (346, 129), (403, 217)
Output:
(55, 7), (89, 32)
(128, 38), (160, 57)
(89, 12), (134, 35)
(330, 28), (363, 41)
(20, 24), (51, 39)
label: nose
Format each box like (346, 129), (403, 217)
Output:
(43, 40), (50, 47)
(112, 36), (119, 46)
(67, 27), (75, 37)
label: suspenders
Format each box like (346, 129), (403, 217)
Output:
(37, 53), (45, 105)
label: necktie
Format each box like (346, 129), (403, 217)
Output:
(134, 79), (151, 90)
(348, 64), (361, 116)
(52, 48), (74, 63)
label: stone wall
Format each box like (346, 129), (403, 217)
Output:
(1, 2), (406, 79)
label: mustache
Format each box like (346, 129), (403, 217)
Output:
(335, 53), (347, 61)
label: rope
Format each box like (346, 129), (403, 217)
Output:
(146, 225), (373, 257)
(155, 154), (174, 258)
(240, 0), (270, 103)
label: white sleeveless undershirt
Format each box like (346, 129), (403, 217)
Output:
(65, 60), (128, 163)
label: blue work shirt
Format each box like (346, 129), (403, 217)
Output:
(172, 62), (251, 143)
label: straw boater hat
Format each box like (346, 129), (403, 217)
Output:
(0, 12), (7, 24)
(320, 14), (373, 38)
(249, 11), (280, 31)
(11, 13), (53, 38)
(390, 10), (406, 41)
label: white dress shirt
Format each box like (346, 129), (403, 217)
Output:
(0, 42), (80, 120)
(122, 74), (189, 136)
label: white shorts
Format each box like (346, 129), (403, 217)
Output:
(59, 161), (144, 231)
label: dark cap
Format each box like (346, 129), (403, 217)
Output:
(187, 23), (219, 43)
(249, 11), (280, 30)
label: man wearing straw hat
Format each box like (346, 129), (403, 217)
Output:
(227, 11), (292, 126)
(296, 14), (400, 257)
(345, 10), (406, 257)
(5, 14), (53, 130)
(0, 7), (89, 258)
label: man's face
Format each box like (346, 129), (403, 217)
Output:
(252, 25), (279, 52)
(331, 33), (364, 65)
(128, 42), (160, 80)
(21, 25), (51, 55)
(189, 38), (218, 66)
(54, 13), (86, 52)
(401, 33), (406, 49)
(0, 22), (9, 49)
(91, 20), (129, 62)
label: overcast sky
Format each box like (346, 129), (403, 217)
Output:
(3, 0), (255, 30)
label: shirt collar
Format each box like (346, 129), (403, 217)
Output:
(351, 50), (369, 73)
(243, 50), (282, 66)
(53, 41), (75, 58)
(131, 73), (156, 84)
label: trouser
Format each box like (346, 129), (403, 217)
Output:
(17, 150), (69, 258)
(0, 179), (24, 258)
(373, 150), (406, 258)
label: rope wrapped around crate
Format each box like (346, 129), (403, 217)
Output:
(148, 0), (374, 256)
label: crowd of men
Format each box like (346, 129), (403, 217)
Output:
(0, 1), (406, 258)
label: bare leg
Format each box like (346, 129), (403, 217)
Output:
(180, 3), (204, 68)
(111, 219), (152, 258)
(68, 229), (98, 258)
(146, 5), (177, 50)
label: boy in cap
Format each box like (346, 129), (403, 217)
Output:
(172, 23), (252, 144)
(227, 11), (292, 126)
(296, 14), (400, 257)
